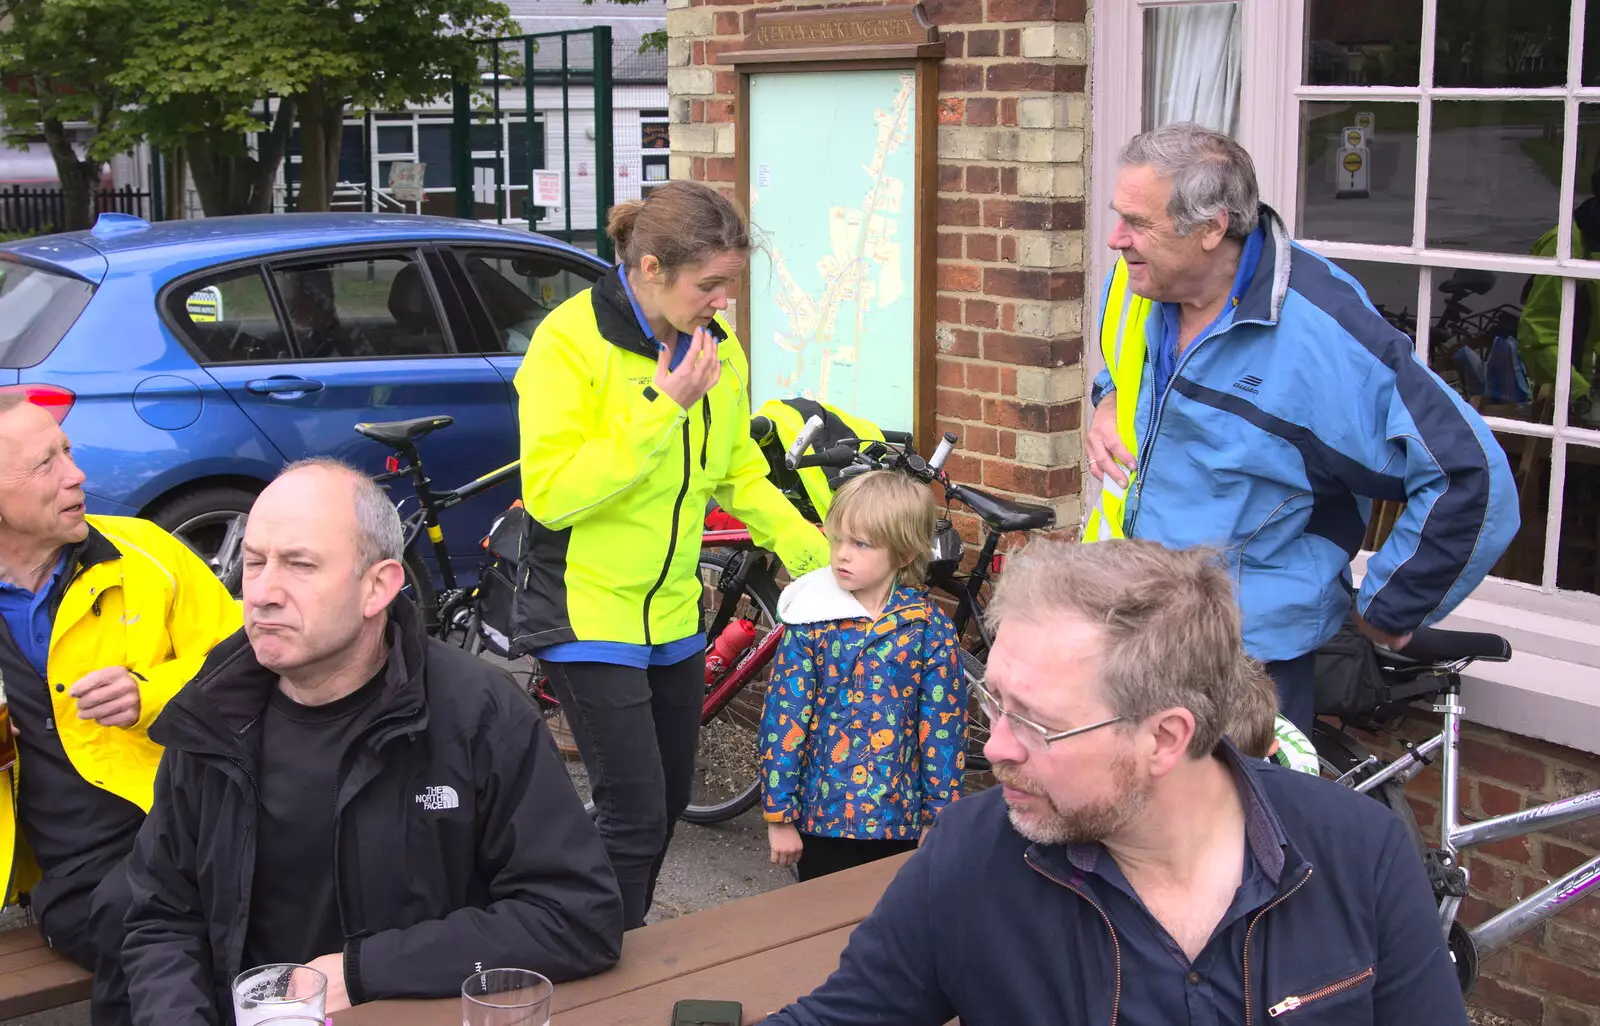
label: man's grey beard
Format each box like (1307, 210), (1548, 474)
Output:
(997, 752), (1150, 846)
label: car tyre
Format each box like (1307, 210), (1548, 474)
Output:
(146, 485), (259, 595)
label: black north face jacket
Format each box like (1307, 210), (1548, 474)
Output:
(121, 599), (623, 1025)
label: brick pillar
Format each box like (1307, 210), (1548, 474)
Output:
(668, 0), (1090, 538)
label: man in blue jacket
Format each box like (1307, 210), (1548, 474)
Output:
(1083, 122), (1517, 735)
(762, 538), (1466, 1026)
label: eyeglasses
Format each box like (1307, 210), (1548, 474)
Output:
(972, 677), (1125, 753)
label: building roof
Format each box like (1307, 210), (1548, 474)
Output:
(490, 1), (666, 84)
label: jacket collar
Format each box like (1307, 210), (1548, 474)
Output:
(777, 567), (932, 626)
(1230, 203), (1294, 328)
(591, 265), (729, 362)
(1027, 739), (1305, 896)
(153, 597), (432, 761)
(46, 522), (124, 617)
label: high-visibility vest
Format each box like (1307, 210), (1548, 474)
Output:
(1083, 258), (1154, 542)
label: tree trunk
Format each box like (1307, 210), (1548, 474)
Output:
(40, 117), (98, 232)
(247, 99), (296, 214)
(163, 146), (187, 221)
(294, 85), (346, 212)
(184, 133), (235, 217)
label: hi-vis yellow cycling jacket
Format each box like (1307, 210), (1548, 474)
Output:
(513, 267), (829, 649)
(2, 516), (240, 904)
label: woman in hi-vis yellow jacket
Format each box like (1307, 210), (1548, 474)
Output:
(513, 181), (828, 928)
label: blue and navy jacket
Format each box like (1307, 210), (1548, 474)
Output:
(759, 569), (966, 840)
(763, 743), (1467, 1026)
(1095, 207), (1518, 661)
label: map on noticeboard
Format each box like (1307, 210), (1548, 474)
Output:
(746, 68), (917, 435)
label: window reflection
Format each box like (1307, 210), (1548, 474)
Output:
(1425, 267), (1548, 423)
(1556, 443), (1600, 595)
(1298, 102), (1417, 246)
(1326, 260), (1421, 344)
(1303, 0), (1422, 86)
(1434, 0), (1570, 88)
(1426, 101), (1562, 256)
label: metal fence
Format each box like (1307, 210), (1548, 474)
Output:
(0, 184), (152, 234)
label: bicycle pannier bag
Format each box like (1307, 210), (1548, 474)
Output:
(1313, 613), (1387, 719)
(475, 502), (540, 659)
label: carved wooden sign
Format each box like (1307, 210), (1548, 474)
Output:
(720, 3), (942, 63)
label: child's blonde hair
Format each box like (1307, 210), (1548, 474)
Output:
(1224, 657), (1282, 759)
(824, 471), (936, 587)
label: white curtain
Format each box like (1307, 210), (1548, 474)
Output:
(1143, 2), (1242, 137)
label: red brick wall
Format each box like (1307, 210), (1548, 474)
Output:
(1349, 713), (1600, 1024)
(666, 0), (1090, 547)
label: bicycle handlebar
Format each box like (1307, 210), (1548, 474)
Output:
(785, 415), (826, 469)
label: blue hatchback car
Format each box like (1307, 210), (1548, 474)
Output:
(0, 212), (607, 584)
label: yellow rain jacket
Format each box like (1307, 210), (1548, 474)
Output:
(514, 267), (829, 649)
(2, 515), (241, 904)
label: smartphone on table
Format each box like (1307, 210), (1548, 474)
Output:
(671, 998), (743, 1026)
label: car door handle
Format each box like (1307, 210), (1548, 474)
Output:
(245, 377), (325, 397)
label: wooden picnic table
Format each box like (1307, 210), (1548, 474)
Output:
(332, 851), (908, 1026)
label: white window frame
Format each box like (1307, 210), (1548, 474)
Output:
(1089, 0), (1600, 752)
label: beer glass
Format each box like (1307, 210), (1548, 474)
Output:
(232, 964), (327, 1026)
(462, 968), (553, 1026)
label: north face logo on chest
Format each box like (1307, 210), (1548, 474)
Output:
(415, 785), (459, 810)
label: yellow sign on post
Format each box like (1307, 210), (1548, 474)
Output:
(1336, 125), (1370, 199)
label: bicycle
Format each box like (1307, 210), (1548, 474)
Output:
(1311, 626), (1600, 995)
(679, 417), (1058, 823)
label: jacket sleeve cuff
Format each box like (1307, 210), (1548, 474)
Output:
(1091, 368), (1114, 407)
(343, 936), (368, 1006)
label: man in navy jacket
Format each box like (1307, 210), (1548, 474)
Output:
(763, 539), (1465, 1026)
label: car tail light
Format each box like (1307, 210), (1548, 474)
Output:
(0, 384), (75, 424)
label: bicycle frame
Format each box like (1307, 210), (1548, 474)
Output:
(1344, 672), (1600, 959)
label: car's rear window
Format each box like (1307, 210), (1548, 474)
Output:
(0, 261), (95, 368)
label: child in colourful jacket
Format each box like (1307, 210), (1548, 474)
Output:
(760, 470), (967, 881)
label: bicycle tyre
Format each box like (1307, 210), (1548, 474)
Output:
(402, 548), (439, 634)
(959, 647), (994, 787)
(682, 549), (784, 826)
(1311, 721), (1426, 854)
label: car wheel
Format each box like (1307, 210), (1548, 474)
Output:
(146, 485), (259, 595)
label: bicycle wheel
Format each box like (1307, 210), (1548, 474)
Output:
(402, 548), (439, 634)
(959, 647), (995, 793)
(1311, 721), (1426, 853)
(682, 549), (782, 826)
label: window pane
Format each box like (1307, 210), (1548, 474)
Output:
(470, 123), (501, 153)
(1587, 0), (1600, 84)
(1303, 0), (1422, 86)
(170, 267), (291, 364)
(1331, 260), (1422, 344)
(1426, 101), (1562, 255)
(1434, 0), (1570, 88)
(377, 125), (412, 155)
(1298, 102), (1417, 246)
(272, 256), (448, 359)
(1557, 444), (1600, 594)
(1142, 3), (1240, 137)
(419, 125), (453, 188)
(1568, 103), (1600, 261)
(456, 248), (598, 353)
(338, 124), (365, 185)
(1482, 435), (1547, 586)
(1425, 267), (1552, 424)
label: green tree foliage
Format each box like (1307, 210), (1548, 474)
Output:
(0, 0), (139, 230)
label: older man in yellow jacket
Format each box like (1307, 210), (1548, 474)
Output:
(0, 392), (240, 1025)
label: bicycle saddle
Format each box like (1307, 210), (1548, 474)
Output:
(1377, 626), (1512, 669)
(1437, 269), (1496, 299)
(354, 415), (455, 447)
(952, 484), (1056, 532)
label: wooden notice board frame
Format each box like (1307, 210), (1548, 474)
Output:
(719, 4), (945, 447)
